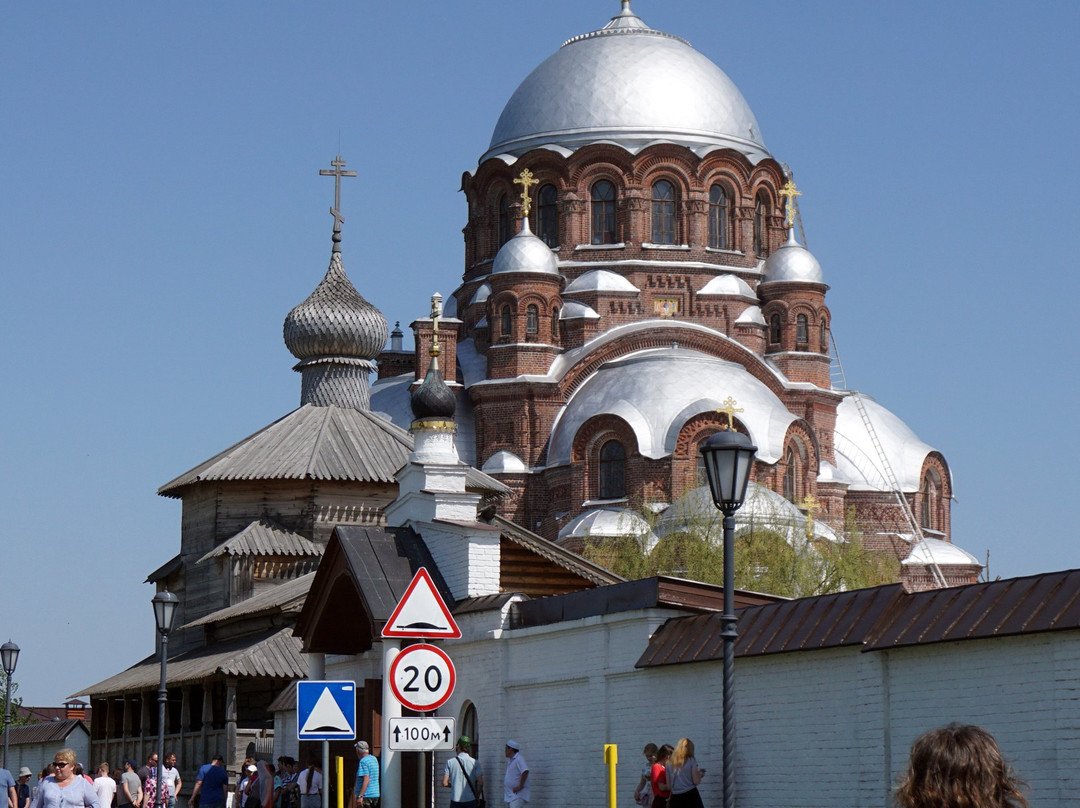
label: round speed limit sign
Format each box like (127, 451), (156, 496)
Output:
(389, 644), (456, 712)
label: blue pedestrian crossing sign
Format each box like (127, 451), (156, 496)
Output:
(297, 680), (357, 741)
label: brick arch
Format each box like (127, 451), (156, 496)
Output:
(567, 143), (637, 176)
(917, 451), (952, 533)
(556, 325), (786, 399)
(575, 165), (630, 194)
(634, 158), (696, 190)
(511, 150), (574, 184)
(674, 412), (750, 459)
(571, 413), (638, 463)
(696, 151), (755, 188)
(778, 419), (819, 503)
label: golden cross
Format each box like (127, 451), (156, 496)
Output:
(799, 494), (820, 514)
(779, 180), (802, 228)
(716, 396), (743, 430)
(514, 168), (540, 217)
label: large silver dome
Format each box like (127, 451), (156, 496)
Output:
(482, 2), (769, 163)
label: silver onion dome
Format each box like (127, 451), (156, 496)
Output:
(492, 218), (560, 275)
(760, 229), (825, 285)
(284, 252), (389, 361)
(482, 2), (769, 163)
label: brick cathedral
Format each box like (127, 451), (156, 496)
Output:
(371, 1), (979, 589)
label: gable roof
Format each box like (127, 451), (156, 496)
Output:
(294, 525), (448, 655)
(0, 718), (88, 747)
(182, 571), (316, 630)
(197, 517), (322, 564)
(493, 515), (623, 590)
(636, 568), (1080, 668)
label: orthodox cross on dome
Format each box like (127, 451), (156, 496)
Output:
(779, 180), (802, 228)
(429, 292), (443, 357)
(513, 168), (540, 217)
(319, 155), (357, 250)
(716, 396), (743, 430)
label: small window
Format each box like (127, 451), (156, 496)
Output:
(652, 180), (677, 244)
(599, 440), (626, 499)
(708, 184), (730, 249)
(754, 192), (768, 257)
(591, 181), (616, 245)
(497, 193), (511, 247)
(551, 307), (560, 342)
(537, 184), (558, 247)
(819, 319), (828, 352)
(796, 314), (809, 345)
(920, 470), (941, 530)
(526, 304), (539, 335)
(500, 305), (512, 336)
(769, 314), (782, 344)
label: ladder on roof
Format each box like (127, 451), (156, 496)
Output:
(830, 333), (947, 588)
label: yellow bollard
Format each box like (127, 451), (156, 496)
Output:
(337, 756), (344, 808)
(605, 744), (618, 808)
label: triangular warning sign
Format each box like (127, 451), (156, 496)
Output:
(382, 567), (461, 638)
(300, 686), (353, 733)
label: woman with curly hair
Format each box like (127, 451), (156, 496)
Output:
(896, 724), (1028, 808)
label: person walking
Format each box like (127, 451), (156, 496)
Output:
(28, 749), (99, 808)
(502, 741), (528, 808)
(353, 742), (379, 808)
(296, 763), (321, 808)
(0, 757), (15, 808)
(895, 723), (1028, 808)
(189, 755), (229, 808)
(442, 736), (483, 808)
(15, 768), (33, 808)
(666, 739), (704, 808)
(117, 762), (141, 808)
(91, 764), (115, 808)
(650, 744), (673, 808)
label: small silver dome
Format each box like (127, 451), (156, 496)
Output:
(492, 219), (560, 276)
(284, 252), (389, 361)
(760, 230), (824, 285)
(483, 3), (768, 162)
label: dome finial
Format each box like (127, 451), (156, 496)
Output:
(319, 155), (357, 253)
(429, 293), (443, 361)
(410, 292), (457, 424)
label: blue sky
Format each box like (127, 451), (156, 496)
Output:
(2, 1), (1078, 707)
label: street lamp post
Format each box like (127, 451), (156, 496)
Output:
(152, 591), (179, 808)
(1, 642), (19, 773)
(699, 428), (757, 808)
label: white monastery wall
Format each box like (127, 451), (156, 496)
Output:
(307, 615), (1080, 808)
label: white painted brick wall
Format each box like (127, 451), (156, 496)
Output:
(295, 611), (1080, 808)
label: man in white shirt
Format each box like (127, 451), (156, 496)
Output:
(502, 741), (529, 808)
(94, 763), (117, 808)
(160, 755), (182, 808)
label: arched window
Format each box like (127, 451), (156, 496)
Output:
(708, 184), (730, 249)
(500, 305), (512, 336)
(537, 184), (558, 247)
(753, 192), (768, 257)
(796, 314), (809, 345)
(591, 180), (616, 245)
(460, 701), (479, 759)
(497, 193), (511, 247)
(598, 440), (626, 499)
(551, 307), (560, 342)
(651, 180), (677, 244)
(769, 313), (782, 344)
(920, 469), (941, 530)
(526, 304), (539, 335)
(819, 318), (828, 352)
(783, 446), (796, 502)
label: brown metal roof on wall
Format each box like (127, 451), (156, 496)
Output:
(0, 718), (88, 747)
(637, 569), (1080, 668)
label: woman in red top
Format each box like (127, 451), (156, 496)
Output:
(650, 744), (674, 808)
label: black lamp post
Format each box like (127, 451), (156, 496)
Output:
(700, 429), (757, 808)
(1, 641), (19, 773)
(152, 591), (179, 808)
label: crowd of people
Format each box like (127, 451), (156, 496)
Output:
(0, 721), (1030, 808)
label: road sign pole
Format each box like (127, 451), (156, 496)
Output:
(321, 741), (329, 808)
(381, 639), (401, 808)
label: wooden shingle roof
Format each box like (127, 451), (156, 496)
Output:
(197, 517), (323, 564)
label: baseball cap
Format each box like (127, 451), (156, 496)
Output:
(505, 740), (520, 750)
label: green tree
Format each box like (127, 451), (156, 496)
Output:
(581, 495), (891, 597)
(0, 670), (24, 730)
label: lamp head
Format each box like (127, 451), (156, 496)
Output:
(0, 641), (19, 676)
(700, 428), (758, 515)
(151, 590), (180, 635)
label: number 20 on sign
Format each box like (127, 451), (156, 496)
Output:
(389, 643), (456, 712)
